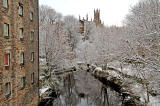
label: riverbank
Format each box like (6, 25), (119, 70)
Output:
(39, 65), (160, 106)
(87, 64), (160, 106)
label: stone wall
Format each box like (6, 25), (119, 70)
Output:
(0, 0), (39, 106)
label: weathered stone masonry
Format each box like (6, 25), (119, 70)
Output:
(79, 9), (103, 34)
(0, 0), (39, 106)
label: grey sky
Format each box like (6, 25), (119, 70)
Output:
(39, 0), (139, 26)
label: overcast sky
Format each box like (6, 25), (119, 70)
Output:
(39, 0), (139, 26)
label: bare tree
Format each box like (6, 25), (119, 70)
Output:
(123, 0), (160, 102)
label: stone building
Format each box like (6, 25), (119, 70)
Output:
(79, 9), (103, 34)
(0, 0), (39, 106)
(93, 9), (102, 26)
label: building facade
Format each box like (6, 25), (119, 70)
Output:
(79, 9), (103, 34)
(0, 0), (39, 105)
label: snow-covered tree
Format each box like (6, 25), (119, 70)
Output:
(123, 0), (160, 102)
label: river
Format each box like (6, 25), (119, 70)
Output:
(49, 70), (123, 106)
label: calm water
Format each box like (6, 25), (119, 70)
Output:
(51, 70), (123, 106)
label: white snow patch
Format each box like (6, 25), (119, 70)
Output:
(148, 96), (160, 106)
(40, 88), (49, 96)
(95, 67), (102, 72)
(109, 71), (121, 78)
(39, 76), (45, 80)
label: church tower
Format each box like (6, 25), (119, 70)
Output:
(94, 9), (101, 26)
(78, 9), (103, 34)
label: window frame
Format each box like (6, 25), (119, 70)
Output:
(5, 82), (11, 96)
(0, 83), (2, 94)
(20, 77), (26, 89)
(4, 23), (9, 37)
(19, 3), (23, 16)
(31, 73), (34, 84)
(31, 52), (34, 62)
(20, 52), (24, 65)
(3, 0), (8, 8)
(30, 31), (34, 42)
(4, 53), (10, 67)
(19, 28), (24, 40)
(30, 12), (34, 21)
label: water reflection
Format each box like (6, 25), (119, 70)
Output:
(52, 71), (122, 106)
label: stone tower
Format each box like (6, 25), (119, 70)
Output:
(78, 9), (103, 34)
(78, 15), (88, 34)
(94, 9), (101, 26)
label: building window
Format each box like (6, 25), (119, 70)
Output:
(19, 3), (23, 16)
(19, 28), (23, 40)
(4, 53), (10, 67)
(21, 77), (25, 89)
(0, 84), (2, 94)
(30, 12), (33, 21)
(3, 0), (8, 8)
(31, 52), (34, 62)
(5, 82), (11, 96)
(20, 52), (24, 65)
(4, 23), (9, 37)
(30, 31), (34, 41)
(0, 73), (2, 94)
(31, 73), (34, 84)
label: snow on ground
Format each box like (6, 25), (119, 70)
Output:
(122, 66), (134, 75)
(39, 58), (46, 65)
(148, 96), (160, 106)
(130, 83), (147, 103)
(108, 61), (138, 77)
(107, 60), (120, 68)
(39, 76), (45, 80)
(107, 70), (121, 78)
(95, 67), (102, 71)
(40, 88), (49, 96)
(94, 65), (160, 106)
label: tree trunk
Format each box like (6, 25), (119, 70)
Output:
(146, 84), (150, 103)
